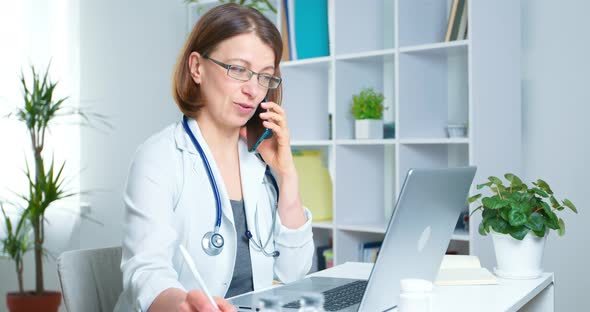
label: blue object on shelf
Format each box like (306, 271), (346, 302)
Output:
(294, 0), (329, 59)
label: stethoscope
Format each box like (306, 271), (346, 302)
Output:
(182, 116), (280, 258)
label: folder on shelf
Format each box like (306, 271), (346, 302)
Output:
(293, 0), (329, 59)
(435, 255), (498, 286)
(292, 150), (333, 221)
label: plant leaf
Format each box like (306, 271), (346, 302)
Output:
(549, 196), (560, 209)
(527, 212), (545, 232)
(467, 194), (482, 203)
(478, 222), (488, 236)
(488, 176), (503, 186)
(504, 173), (523, 187)
(534, 179), (554, 195)
(482, 196), (507, 209)
(477, 182), (492, 190)
(562, 199), (578, 213)
(488, 217), (510, 234)
(508, 209), (527, 226)
(558, 218), (566, 236)
(509, 226), (529, 240)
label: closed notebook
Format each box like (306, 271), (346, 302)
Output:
(435, 255), (498, 286)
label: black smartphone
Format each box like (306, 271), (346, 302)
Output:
(246, 98), (273, 153)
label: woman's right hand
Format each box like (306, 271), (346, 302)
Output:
(178, 290), (237, 312)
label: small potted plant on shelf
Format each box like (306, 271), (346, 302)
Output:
(468, 173), (578, 279)
(351, 88), (385, 140)
(2, 64), (106, 312)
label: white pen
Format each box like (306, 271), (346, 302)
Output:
(179, 245), (219, 309)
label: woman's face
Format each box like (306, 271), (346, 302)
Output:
(194, 32), (276, 130)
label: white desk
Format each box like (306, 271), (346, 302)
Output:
(310, 262), (554, 312)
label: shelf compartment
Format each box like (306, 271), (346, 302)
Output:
(334, 229), (385, 264)
(333, 0), (395, 55)
(398, 143), (469, 194)
(398, 46), (468, 139)
(334, 56), (396, 140)
(334, 145), (396, 225)
(397, 0), (453, 47)
(282, 64), (331, 141)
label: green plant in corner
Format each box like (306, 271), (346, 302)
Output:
(4, 64), (107, 296)
(351, 88), (385, 120)
(467, 173), (578, 240)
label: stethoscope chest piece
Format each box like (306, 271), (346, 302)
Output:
(202, 231), (224, 256)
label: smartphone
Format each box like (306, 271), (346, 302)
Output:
(246, 99), (273, 153)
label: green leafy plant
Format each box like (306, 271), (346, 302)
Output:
(1, 203), (32, 294)
(468, 173), (578, 240)
(2, 64), (107, 295)
(351, 88), (385, 120)
(185, 0), (277, 14)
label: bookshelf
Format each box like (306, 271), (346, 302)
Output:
(187, 0), (521, 272)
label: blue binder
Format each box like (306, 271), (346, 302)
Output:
(294, 0), (329, 59)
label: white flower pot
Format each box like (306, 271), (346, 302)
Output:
(491, 232), (547, 279)
(355, 119), (383, 139)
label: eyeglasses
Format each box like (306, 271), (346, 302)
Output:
(203, 55), (282, 89)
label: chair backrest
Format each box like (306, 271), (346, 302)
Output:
(57, 246), (123, 312)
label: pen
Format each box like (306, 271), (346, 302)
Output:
(179, 245), (219, 309)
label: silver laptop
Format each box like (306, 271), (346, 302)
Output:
(230, 167), (476, 312)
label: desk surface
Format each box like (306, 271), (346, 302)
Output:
(310, 262), (554, 312)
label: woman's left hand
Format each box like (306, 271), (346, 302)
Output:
(242, 101), (296, 177)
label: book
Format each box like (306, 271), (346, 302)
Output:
(287, 0), (297, 60)
(280, 0), (291, 61)
(456, 0), (468, 40)
(435, 255), (498, 286)
(444, 0), (459, 42)
(359, 241), (382, 263)
(444, 0), (467, 42)
(293, 0), (329, 59)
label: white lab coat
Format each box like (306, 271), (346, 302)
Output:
(113, 118), (314, 312)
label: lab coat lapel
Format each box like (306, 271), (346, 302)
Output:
(238, 141), (270, 290)
(175, 118), (235, 227)
(238, 141), (267, 232)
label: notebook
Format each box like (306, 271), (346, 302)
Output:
(435, 255), (498, 286)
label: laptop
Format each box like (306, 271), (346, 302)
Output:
(230, 167), (477, 312)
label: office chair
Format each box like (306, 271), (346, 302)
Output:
(57, 246), (123, 312)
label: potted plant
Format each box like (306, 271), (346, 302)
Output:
(468, 173), (578, 279)
(2, 64), (105, 311)
(351, 88), (385, 139)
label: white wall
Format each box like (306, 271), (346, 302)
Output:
(521, 0), (590, 310)
(78, 0), (186, 248)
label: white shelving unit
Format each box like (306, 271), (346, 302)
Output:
(187, 0), (521, 271)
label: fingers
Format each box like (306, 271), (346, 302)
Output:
(261, 101), (284, 115)
(259, 110), (286, 127)
(185, 290), (219, 312)
(214, 297), (237, 312)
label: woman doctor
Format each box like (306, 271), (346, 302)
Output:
(113, 4), (314, 312)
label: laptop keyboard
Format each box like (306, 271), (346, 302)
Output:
(282, 280), (368, 311)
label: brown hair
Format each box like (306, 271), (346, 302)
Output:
(172, 3), (283, 118)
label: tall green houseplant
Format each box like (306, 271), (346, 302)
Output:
(12, 65), (75, 294)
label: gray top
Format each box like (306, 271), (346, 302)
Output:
(225, 199), (254, 298)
